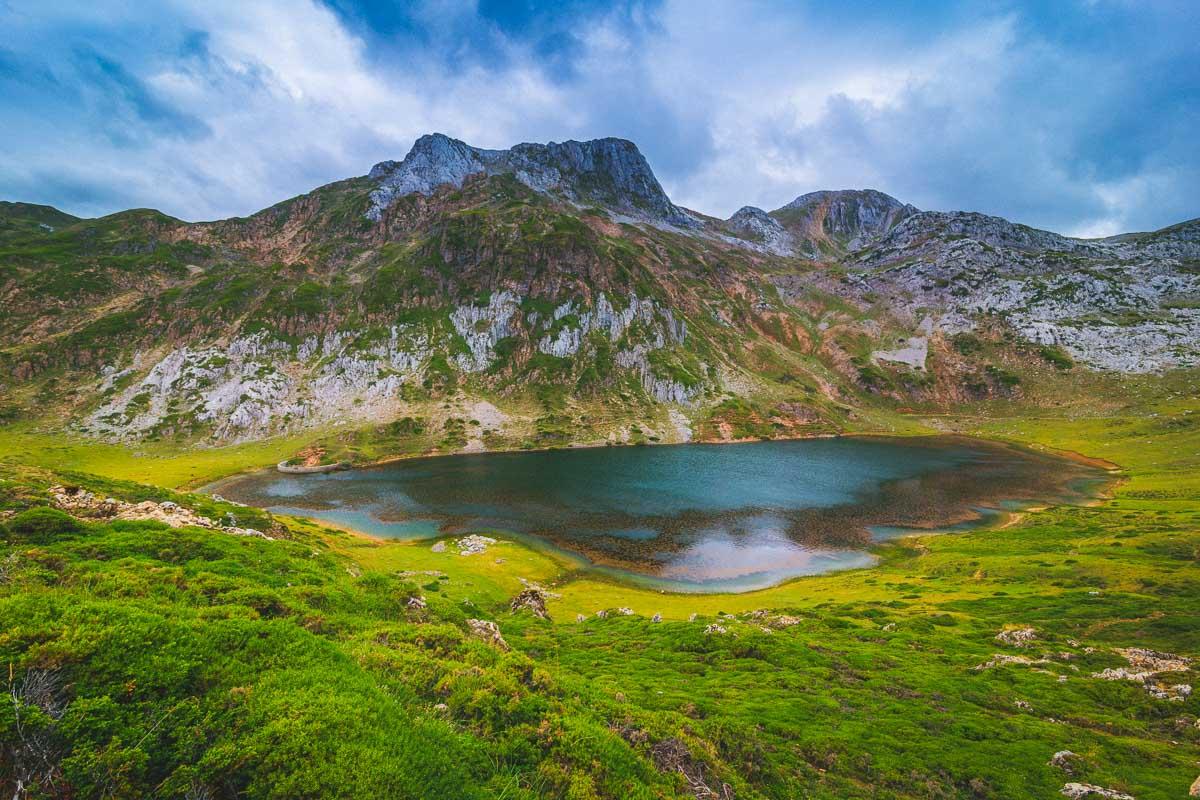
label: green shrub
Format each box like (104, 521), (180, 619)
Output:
(5, 506), (82, 542)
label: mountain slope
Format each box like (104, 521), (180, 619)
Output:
(1, 133), (1196, 453)
(852, 213), (1200, 372)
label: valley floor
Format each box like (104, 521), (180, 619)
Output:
(1, 377), (1198, 798)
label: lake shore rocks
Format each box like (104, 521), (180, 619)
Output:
(454, 534), (497, 555)
(276, 460), (348, 474)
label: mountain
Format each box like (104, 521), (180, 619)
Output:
(1, 133), (1196, 456)
(769, 189), (919, 256)
(724, 206), (795, 256)
(852, 211), (1200, 372)
(368, 133), (698, 228)
(0, 201), (81, 237)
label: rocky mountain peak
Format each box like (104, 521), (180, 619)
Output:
(770, 189), (918, 254)
(725, 206), (794, 255)
(366, 133), (498, 194)
(367, 133), (697, 228)
(728, 205), (775, 225)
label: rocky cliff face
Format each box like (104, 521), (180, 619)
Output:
(81, 289), (701, 442)
(368, 133), (698, 228)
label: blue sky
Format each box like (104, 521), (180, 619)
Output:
(1, 1), (1196, 236)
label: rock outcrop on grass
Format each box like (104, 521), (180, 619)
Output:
(1092, 648), (1193, 701)
(1060, 782), (1134, 800)
(510, 588), (549, 619)
(48, 485), (270, 539)
(465, 618), (508, 650)
(995, 626), (1038, 647)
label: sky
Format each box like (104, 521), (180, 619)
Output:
(1, 1), (1197, 237)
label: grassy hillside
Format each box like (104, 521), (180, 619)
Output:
(2, 372), (1197, 799)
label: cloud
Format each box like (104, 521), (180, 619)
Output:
(626, 2), (1198, 235)
(0, 0), (1196, 235)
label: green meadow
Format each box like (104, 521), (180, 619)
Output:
(2, 375), (1198, 798)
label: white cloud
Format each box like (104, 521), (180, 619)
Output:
(0, 0), (1195, 234)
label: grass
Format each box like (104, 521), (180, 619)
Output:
(1, 371), (1198, 798)
(0, 423), (313, 489)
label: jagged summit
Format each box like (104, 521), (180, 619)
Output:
(770, 189), (918, 255)
(366, 133), (503, 202)
(367, 133), (698, 228)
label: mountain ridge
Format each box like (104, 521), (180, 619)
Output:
(9, 130), (1193, 246)
(1, 132), (1197, 453)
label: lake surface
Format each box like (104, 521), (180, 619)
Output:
(212, 436), (1109, 592)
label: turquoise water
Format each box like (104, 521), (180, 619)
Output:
(214, 436), (1107, 592)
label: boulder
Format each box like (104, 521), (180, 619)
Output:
(510, 588), (549, 619)
(995, 627), (1038, 647)
(1049, 751), (1080, 774)
(465, 619), (508, 650)
(974, 654), (1051, 671)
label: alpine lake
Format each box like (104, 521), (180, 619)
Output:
(211, 436), (1111, 593)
